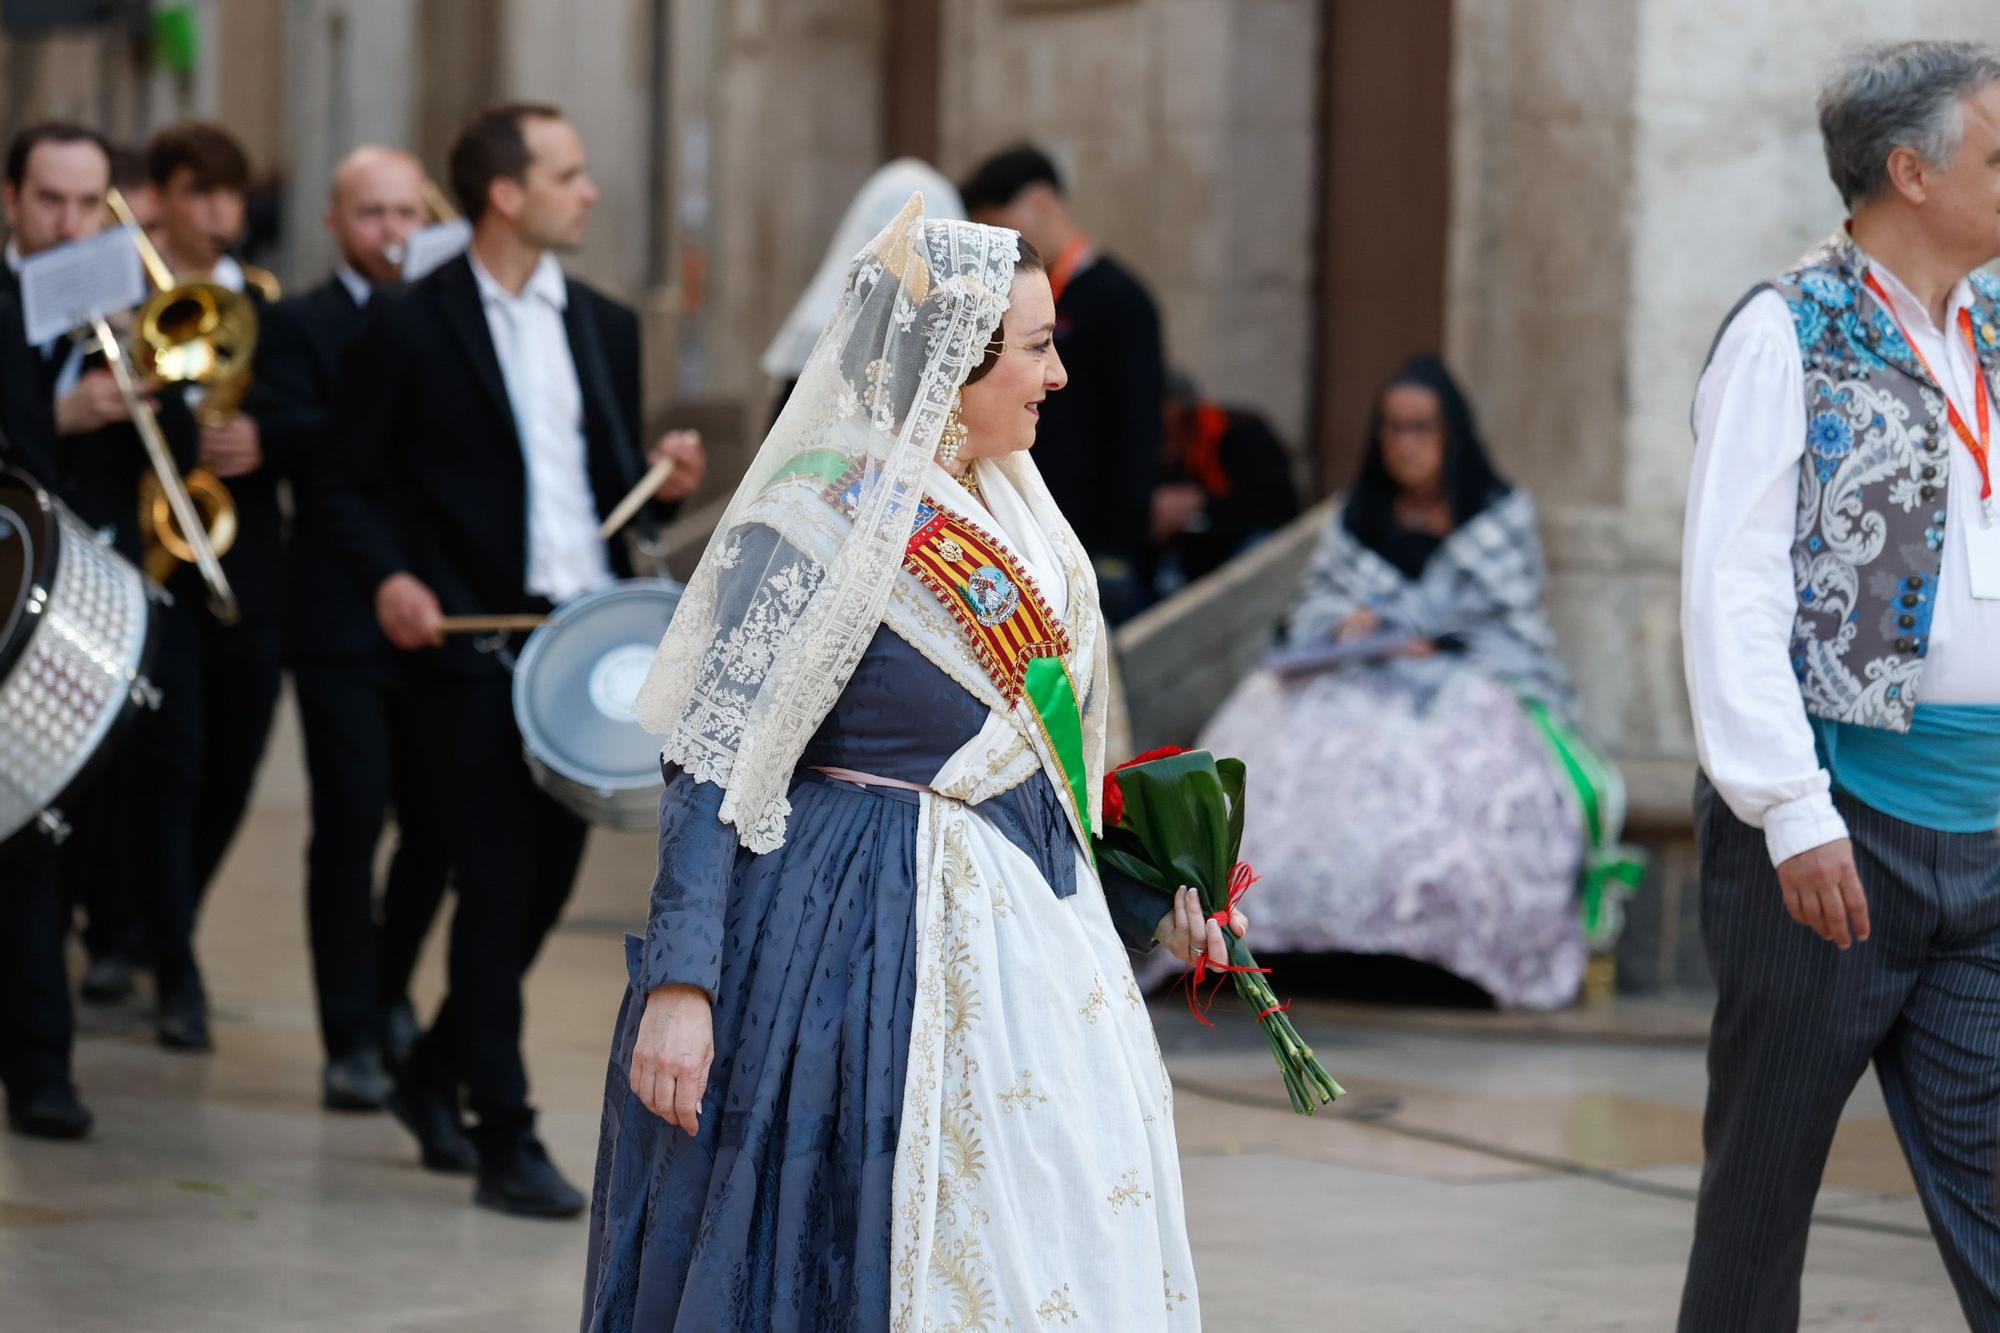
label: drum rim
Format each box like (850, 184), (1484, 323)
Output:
(0, 465), (61, 689)
(512, 577), (683, 790)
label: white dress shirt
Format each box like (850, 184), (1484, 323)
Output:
(334, 260), (371, 308)
(468, 250), (615, 603)
(1686, 251), (2000, 866)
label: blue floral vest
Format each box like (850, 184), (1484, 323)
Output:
(1715, 233), (2000, 733)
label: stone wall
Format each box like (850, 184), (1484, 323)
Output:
(935, 0), (1322, 453)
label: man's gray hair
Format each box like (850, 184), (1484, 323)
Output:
(1819, 40), (2000, 209)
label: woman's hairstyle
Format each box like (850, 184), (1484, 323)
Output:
(961, 239), (1045, 387)
(1342, 354), (1509, 552)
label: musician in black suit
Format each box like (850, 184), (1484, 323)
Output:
(256, 145), (450, 1110)
(330, 103), (704, 1215)
(1, 285), (88, 1141)
(0, 121), (185, 1137)
(133, 122), (291, 1051)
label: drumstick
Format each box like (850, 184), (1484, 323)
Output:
(599, 455), (676, 540)
(439, 614), (548, 635)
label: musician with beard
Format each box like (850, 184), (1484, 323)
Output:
(257, 145), (450, 1110)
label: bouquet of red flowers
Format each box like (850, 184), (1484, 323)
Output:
(1097, 746), (1344, 1115)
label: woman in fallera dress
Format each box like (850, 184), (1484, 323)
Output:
(580, 195), (1242, 1331)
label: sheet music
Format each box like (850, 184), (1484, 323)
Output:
(18, 230), (147, 346)
(401, 219), (473, 283)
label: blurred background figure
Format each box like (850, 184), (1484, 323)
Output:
(1191, 356), (1588, 1009)
(1151, 371), (1299, 596)
(132, 119), (286, 1053)
(961, 143), (1164, 625)
(759, 156), (963, 423)
(255, 144), (450, 1111)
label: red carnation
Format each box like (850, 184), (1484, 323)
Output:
(1118, 745), (1190, 771)
(1102, 772), (1126, 827)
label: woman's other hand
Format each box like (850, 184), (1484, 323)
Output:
(1154, 886), (1249, 967)
(1335, 607), (1381, 641)
(630, 983), (714, 1134)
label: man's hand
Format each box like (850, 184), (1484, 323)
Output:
(648, 430), (706, 503)
(630, 983), (714, 1134)
(54, 368), (138, 436)
(1151, 483), (1207, 543)
(1775, 838), (1871, 949)
(375, 572), (443, 650)
(199, 414), (263, 479)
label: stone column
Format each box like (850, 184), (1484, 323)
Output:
(933, 0), (1321, 456)
(279, 0), (420, 287)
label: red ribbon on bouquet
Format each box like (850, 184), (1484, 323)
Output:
(1182, 861), (1291, 1027)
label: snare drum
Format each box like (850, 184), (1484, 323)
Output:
(0, 466), (156, 843)
(512, 578), (683, 830)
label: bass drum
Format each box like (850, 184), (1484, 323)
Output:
(512, 578), (683, 831)
(0, 466), (156, 844)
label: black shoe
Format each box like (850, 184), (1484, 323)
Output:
(156, 973), (212, 1052)
(474, 1137), (586, 1218)
(6, 1083), (93, 1140)
(79, 956), (134, 1004)
(387, 1077), (480, 1174)
(323, 1049), (391, 1111)
(383, 1000), (420, 1074)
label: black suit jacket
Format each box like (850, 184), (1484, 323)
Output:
(1034, 255), (1165, 569)
(254, 275), (376, 660)
(327, 253), (659, 676)
(0, 290), (58, 483)
(0, 265), (200, 562)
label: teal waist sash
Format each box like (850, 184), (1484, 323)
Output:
(1811, 704), (2000, 834)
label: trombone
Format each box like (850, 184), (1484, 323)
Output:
(105, 187), (258, 612)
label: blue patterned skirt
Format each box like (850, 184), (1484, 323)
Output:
(581, 777), (919, 1332)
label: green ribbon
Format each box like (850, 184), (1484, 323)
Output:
(1523, 699), (1647, 950)
(1024, 655), (1094, 859)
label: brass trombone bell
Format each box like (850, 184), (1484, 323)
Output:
(138, 468), (239, 585)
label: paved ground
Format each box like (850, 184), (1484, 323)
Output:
(0, 700), (1966, 1331)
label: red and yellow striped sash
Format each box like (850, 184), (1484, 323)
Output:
(902, 500), (1072, 706)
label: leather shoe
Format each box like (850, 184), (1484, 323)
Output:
(323, 1049), (391, 1111)
(79, 955), (134, 1004)
(387, 1077), (479, 1174)
(474, 1137), (586, 1218)
(7, 1082), (93, 1140)
(156, 973), (212, 1052)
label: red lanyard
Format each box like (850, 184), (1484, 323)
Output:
(1863, 271), (1993, 502)
(1047, 235), (1092, 305)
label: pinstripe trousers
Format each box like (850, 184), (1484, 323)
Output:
(1679, 776), (2000, 1331)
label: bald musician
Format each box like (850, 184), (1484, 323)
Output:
(255, 147), (452, 1113)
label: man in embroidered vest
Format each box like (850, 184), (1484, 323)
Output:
(1682, 41), (2000, 1330)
